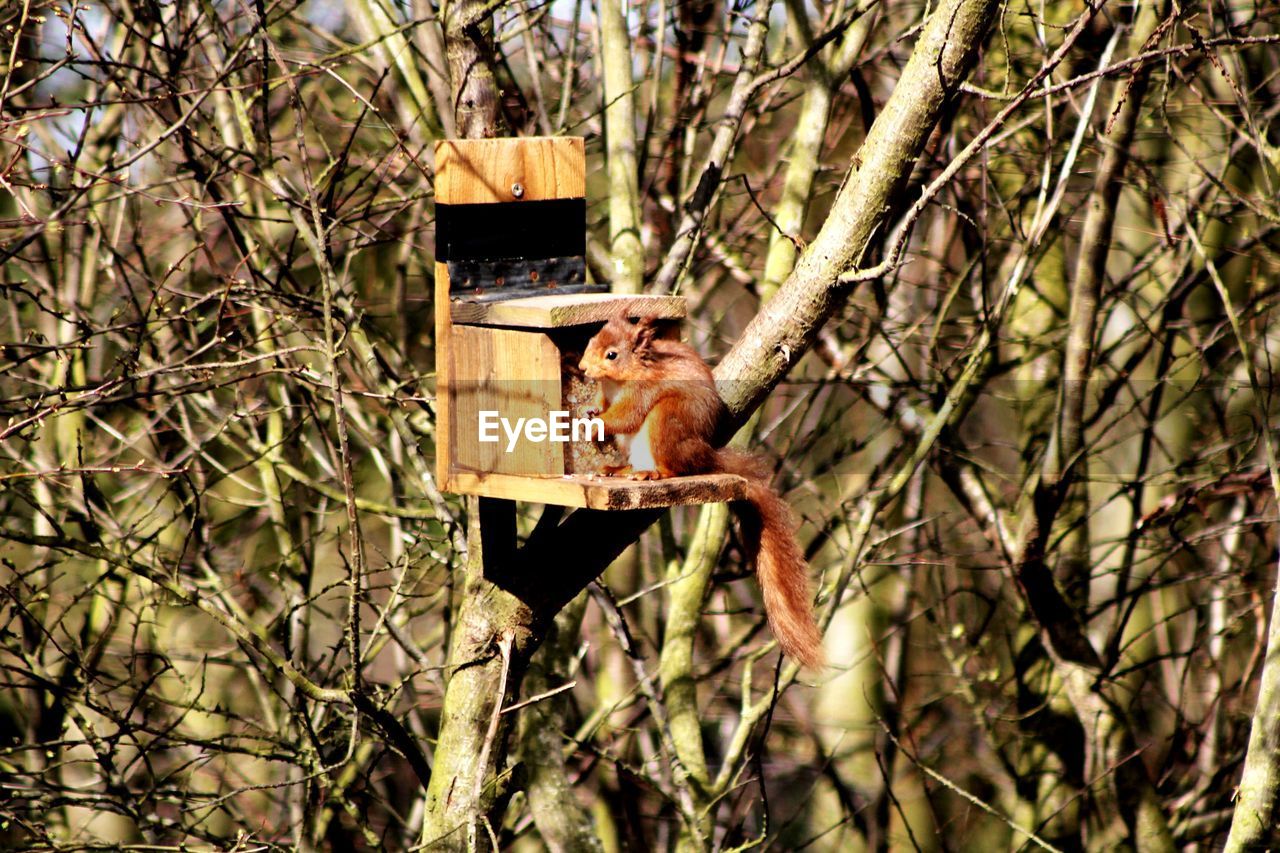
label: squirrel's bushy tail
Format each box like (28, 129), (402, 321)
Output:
(716, 449), (825, 669)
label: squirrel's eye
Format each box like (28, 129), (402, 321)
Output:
(606, 351), (617, 360)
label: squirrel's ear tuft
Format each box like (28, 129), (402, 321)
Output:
(633, 315), (657, 346)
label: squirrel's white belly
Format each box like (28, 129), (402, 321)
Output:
(628, 414), (658, 472)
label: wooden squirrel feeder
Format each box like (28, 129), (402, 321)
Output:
(433, 137), (747, 509)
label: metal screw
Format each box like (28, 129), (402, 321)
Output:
(511, 182), (525, 199)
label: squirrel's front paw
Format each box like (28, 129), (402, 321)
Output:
(628, 469), (664, 481)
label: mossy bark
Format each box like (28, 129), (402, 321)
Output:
(518, 593), (603, 852)
(599, 0), (644, 294)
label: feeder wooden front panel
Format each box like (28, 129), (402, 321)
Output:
(451, 325), (564, 478)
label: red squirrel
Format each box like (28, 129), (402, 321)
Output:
(578, 313), (824, 669)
